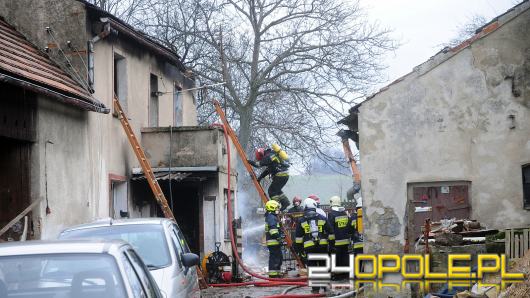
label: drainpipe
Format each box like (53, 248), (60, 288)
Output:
(87, 21), (114, 92)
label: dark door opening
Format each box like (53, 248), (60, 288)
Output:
(131, 176), (203, 255)
(0, 137), (31, 241)
(166, 184), (200, 254)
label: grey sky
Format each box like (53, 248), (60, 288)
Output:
(359, 0), (521, 91)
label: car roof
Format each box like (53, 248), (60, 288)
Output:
(61, 217), (173, 233)
(0, 239), (129, 256)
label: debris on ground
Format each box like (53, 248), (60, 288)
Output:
(496, 248), (530, 298)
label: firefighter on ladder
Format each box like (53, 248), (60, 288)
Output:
(264, 200), (283, 277)
(249, 144), (290, 211)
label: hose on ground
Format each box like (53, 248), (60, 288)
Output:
(261, 294), (325, 298)
(282, 285), (303, 295)
(209, 281), (307, 288)
(213, 123), (307, 283)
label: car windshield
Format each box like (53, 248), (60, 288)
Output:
(0, 253), (126, 298)
(60, 224), (171, 268)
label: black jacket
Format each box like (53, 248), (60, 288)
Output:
(327, 208), (353, 247)
(294, 209), (333, 253)
(265, 212), (281, 246)
(251, 149), (289, 179)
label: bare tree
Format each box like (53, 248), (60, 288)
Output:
(86, 0), (151, 23)
(442, 14), (488, 48)
(111, 0), (395, 167)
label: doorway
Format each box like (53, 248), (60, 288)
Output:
(406, 181), (471, 245)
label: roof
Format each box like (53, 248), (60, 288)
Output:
(344, 0), (530, 114)
(0, 18), (108, 113)
(77, 0), (187, 72)
(0, 239), (128, 255)
(60, 217), (171, 233)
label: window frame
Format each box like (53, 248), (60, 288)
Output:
(522, 164), (530, 210)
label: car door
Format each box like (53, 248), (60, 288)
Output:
(169, 224), (199, 298)
(121, 248), (163, 298)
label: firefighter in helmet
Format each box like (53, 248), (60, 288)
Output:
(327, 195), (353, 278)
(294, 198), (333, 294)
(249, 144), (290, 211)
(264, 200), (283, 277)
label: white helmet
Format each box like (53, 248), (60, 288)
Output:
(329, 196), (341, 207)
(303, 198), (317, 210)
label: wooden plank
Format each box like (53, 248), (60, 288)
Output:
(513, 235), (521, 258)
(523, 229), (530, 256)
(0, 198), (43, 237)
(505, 229), (511, 259)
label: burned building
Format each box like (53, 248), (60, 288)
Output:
(0, 0), (237, 259)
(340, 1), (530, 254)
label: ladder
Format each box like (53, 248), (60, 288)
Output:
(213, 100), (305, 269)
(113, 96), (209, 289)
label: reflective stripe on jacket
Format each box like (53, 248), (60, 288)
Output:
(265, 212), (281, 246)
(294, 210), (332, 252)
(328, 209), (353, 247)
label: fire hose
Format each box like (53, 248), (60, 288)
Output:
(209, 123), (308, 287)
(210, 124), (363, 297)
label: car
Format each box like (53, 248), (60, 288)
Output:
(59, 218), (200, 298)
(0, 239), (163, 298)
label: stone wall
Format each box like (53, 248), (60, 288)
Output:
(357, 3), (530, 253)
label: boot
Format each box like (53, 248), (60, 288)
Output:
(278, 194), (290, 211)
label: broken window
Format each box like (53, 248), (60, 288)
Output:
(173, 84), (183, 126)
(522, 164), (530, 209)
(113, 53), (127, 113)
(149, 74), (159, 127)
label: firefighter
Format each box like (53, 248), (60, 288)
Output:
(287, 196), (303, 215)
(264, 200), (283, 277)
(350, 209), (364, 254)
(295, 198), (333, 294)
(327, 196), (352, 279)
(308, 194), (327, 218)
(249, 144), (290, 211)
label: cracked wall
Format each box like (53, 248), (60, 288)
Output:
(358, 5), (530, 253)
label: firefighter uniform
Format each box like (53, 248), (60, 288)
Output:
(265, 210), (283, 277)
(250, 147), (290, 211)
(295, 203), (333, 293)
(350, 211), (364, 254)
(328, 208), (353, 269)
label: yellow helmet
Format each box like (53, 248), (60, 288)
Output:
(278, 150), (289, 161)
(265, 200), (280, 212)
(271, 143), (281, 152)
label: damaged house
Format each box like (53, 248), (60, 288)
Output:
(0, 0), (237, 258)
(340, 1), (530, 254)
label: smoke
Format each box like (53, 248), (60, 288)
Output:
(237, 180), (269, 270)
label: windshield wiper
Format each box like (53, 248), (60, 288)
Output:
(146, 264), (163, 270)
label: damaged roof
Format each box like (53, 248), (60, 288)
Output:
(77, 0), (187, 72)
(0, 18), (108, 113)
(340, 0), (530, 122)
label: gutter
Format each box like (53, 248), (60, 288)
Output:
(0, 72), (109, 113)
(100, 18), (187, 72)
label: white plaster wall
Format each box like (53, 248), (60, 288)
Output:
(32, 97), (94, 239)
(358, 7), (530, 253)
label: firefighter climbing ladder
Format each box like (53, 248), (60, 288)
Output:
(113, 96), (209, 289)
(213, 100), (305, 269)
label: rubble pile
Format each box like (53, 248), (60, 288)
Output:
(497, 248), (530, 298)
(428, 219), (498, 246)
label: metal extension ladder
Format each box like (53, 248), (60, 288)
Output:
(113, 96), (209, 289)
(213, 100), (305, 269)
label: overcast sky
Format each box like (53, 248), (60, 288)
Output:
(359, 0), (522, 92)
